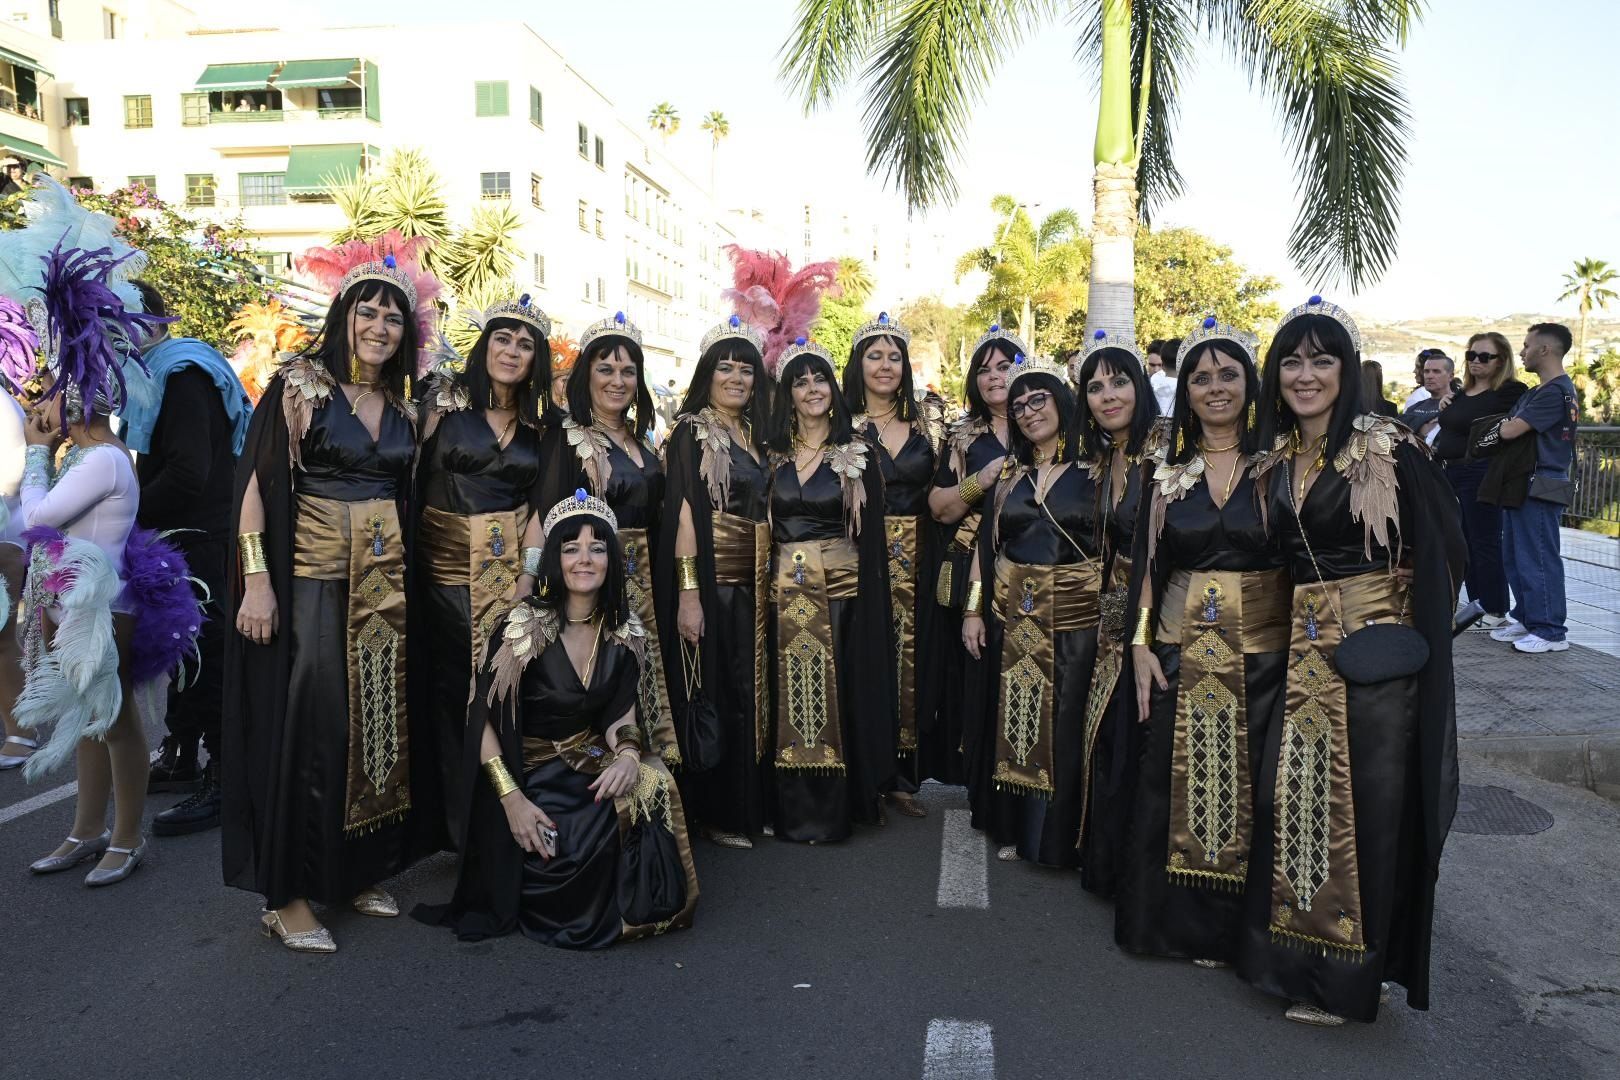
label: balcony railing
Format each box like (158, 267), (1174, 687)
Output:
(210, 109), (284, 123)
(1567, 427), (1620, 533)
(0, 96), (41, 122)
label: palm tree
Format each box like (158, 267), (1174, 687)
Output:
(648, 101), (680, 146)
(954, 196), (1087, 354)
(836, 255), (875, 306)
(701, 110), (730, 192)
(1557, 257), (1619, 371)
(779, 1), (1419, 340)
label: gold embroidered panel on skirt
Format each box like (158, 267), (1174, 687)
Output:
(419, 505), (528, 704)
(1268, 570), (1405, 959)
(937, 508), (982, 606)
(771, 538), (859, 772)
(713, 512), (772, 761)
(886, 515), (922, 754)
(1078, 559), (1132, 844)
(1163, 569), (1286, 890)
(294, 495), (410, 835)
(620, 527), (679, 766)
(991, 557), (1101, 798)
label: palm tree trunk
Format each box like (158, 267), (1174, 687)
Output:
(1576, 301), (1589, 371)
(1086, 0), (1139, 341)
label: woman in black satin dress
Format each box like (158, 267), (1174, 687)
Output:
(415, 299), (548, 851)
(963, 354), (1103, 868)
(841, 312), (940, 813)
(535, 312), (677, 767)
(1069, 334), (1160, 899)
(658, 318), (774, 849)
(224, 261), (425, 953)
(929, 329), (1018, 827)
(419, 495), (696, 949)
(1115, 322), (1286, 966)
(767, 342), (894, 842)
(1239, 299), (1464, 1026)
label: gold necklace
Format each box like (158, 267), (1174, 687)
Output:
(349, 382), (379, 416)
(1199, 437), (1241, 453)
(1289, 430), (1329, 504)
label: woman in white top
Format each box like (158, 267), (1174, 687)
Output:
(0, 391), (32, 770)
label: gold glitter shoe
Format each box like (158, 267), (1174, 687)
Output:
(261, 910), (337, 954)
(1285, 1003), (1346, 1027)
(702, 827), (753, 850)
(351, 887), (399, 917)
(996, 845), (1021, 862)
(886, 793), (928, 818)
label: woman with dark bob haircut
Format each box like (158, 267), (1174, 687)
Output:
(764, 341), (896, 841)
(534, 312), (678, 771)
(1237, 298), (1465, 1027)
(225, 248), (432, 954)
(657, 317), (775, 850)
(418, 492), (697, 948)
(413, 296), (549, 852)
(1067, 331), (1162, 900)
(930, 326), (1020, 824)
(963, 352), (1105, 867)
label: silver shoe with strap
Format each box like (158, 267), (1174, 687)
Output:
(352, 887), (399, 917)
(1285, 1003), (1347, 1027)
(85, 838), (147, 887)
(261, 910), (337, 954)
(0, 735), (38, 770)
(29, 830), (111, 874)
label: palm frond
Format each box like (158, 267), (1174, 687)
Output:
(326, 169), (382, 244)
(779, 0), (885, 111)
(450, 201), (523, 298)
(1036, 207), (1083, 248)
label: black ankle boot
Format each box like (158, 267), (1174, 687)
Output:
(153, 761), (220, 835)
(147, 735), (201, 793)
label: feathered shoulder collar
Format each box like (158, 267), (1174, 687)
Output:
(281, 356), (335, 469)
(773, 437), (872, 538)
(486, 601), (647, 705)
(564, 416), (653, 494)
(1335, 413), (1424, 560)
(676, 408), (746, 509)
(422, 368), (472, 414)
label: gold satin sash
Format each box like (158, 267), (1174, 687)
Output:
(772, 537), (860, 772)
(1269, 570), (1410, 960)
(935, 509), (982, 607)
(1163, 568), (1289, 890)
(991, 557), (1103, 798)
(885, 515), (922, 754)
(1078, 558), (1133, 845)
(293, 495), (410, 835)
(712, 511), (771, 761)
(620, 527), (678, 766)
(419, 504), (528, 700)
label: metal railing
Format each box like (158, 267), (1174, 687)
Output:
(1567, 426), (1620, 532)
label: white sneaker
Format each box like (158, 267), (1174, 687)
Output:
(1474, 614), (1511, 631)
(1490, 620), (1530, 642)
(1514, 634), (1569, 654)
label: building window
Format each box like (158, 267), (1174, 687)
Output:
(67, 175), (92, 191)
(123, 95), (152, 129)
(259, 251), (292, 275)
(594, 209), (604, 238)
(582, 279), (591, 301)
(185, 173), (216, 208)
(577, 123), (588, 159)
(103, 8), (119, 38)
(239, 172), (286, 207)
(533, 253), (545, 286)
(594, 136), (604, 168)
(529, 172), (542, 208)
(528, 86), (542, 128)
(127, 175), (155, 192)
(181, 93), (209, 127)
(480, 171), (511, 199)
(474, 81), (509, 118)
(577, 200), (587, 231)
(596, 277), (605, 303)
(65, 97), (89, 125)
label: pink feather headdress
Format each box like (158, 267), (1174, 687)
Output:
(296, 231), (443, 374)
(720, 245), (839, 376)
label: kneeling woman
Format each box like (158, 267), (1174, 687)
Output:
(768, 339), (895, 842)
(421, 492), (697, 948)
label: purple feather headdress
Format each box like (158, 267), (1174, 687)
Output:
(32, 240), (169, 433)
(0, 294), (39, 394)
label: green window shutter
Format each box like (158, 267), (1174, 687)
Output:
(492, 81), (508, 116)
(475, 80), (508, 117)
(364, 61), (380, 121)
(529, 86), (542, 126)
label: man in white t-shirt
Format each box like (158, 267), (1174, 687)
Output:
(1149, 336), (1181, 417)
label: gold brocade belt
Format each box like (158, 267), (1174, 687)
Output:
(293, 494), (410, 834)
(772, 536), (860, 773)
(935, 508), (983, 607)
(991, 557), (1103, 798)
(1269, 569), (1411, 960)
(620, 527), (678, 766)
(1157, 568), (1289, 890)
(712, 511), (771, 761)
(886, 515), (922, 754)
(1079, 558), (1134, 845)
(419, 505), (527, 700)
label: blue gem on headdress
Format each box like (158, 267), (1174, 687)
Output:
(989, 324), (1000, 333)
(729, 314), (740, 328)
(519, 293), (531, 306)
(1202, 316), (1217, 329)
(383, 254), (397, 270)
(1308, 294), (1322, 306)
(878, 311), (889, 324)
(614, 311), (625, 325)
(1094, 329), (1107, 341)
(795, 336), (808, 347)
(574, 487), (588, 504)
(1014, 353), (1026, 365)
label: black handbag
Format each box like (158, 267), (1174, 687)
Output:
(1528, 473), (1573, 505)
(1466, 412), (1509, 459)
(674, 640), (723, 772)
(616, 812), (688, 926)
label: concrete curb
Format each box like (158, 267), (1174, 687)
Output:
(1460, 734), (1620, 802)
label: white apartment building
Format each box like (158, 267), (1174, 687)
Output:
(1, 3), (736, 381)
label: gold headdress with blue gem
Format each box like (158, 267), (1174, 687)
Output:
(774, 335), (834, 382)
(1278, 294), (1362, 354)
(542, 487), (619, 536)
(481, 292), (552, 338)
(579, 309), (643, 352)
(699, 313), (766, 356)
(853, 310), (911, 351)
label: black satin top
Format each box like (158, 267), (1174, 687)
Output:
(1159, 472), (1282, 572)
(997, 465), (1102, 565)
(933, 426), (1006, 487)
(593, 439), (664, 532)
(722, 439), (771, 522)
(296, 396), (414, 501)
(519, 632), (641, 743)
(772, 457), (847, 544)
(1268, 464), (1394, 581)
(421, 409), (542, 514)
(867, 424), (935, 517)
(1101, 453), (1145, 566)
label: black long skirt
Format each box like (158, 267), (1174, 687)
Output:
(1116, 644), (1285, 961)
(271, 577), (408, 909)
(683, 582), (771, 837)
(918, 607), (968, 787)
(1236, 672), (1421, 1022)
(956, 619), (1001, 832)
(419, 582), (472, 851)
(985, 624), (1100, 868)
(1077, 649), (1140, 899)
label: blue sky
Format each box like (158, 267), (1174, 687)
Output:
(216, 0), (1620, 320)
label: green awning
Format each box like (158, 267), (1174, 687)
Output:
(0, 134), (64, 168)
(194, 63), (279, 93)
(0, 46), (51, 79)
(273, 58), (358, 89)
(284, 143), (364, 196)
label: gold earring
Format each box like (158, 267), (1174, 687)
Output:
(348, 354), (361, 384)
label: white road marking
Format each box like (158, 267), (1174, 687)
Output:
(0, 779), (78, 826)
(924, 1019), (994, 1080)
(936, 808), (989, 909)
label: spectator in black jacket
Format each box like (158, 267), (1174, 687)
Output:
(126, 281), (252, 833)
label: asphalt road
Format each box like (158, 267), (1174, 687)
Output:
(4, 741), (1616, 1080)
